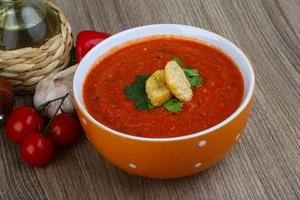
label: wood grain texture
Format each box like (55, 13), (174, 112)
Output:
(0, 0), (299, 199)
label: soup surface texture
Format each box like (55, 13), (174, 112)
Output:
(83, 36), (244, 138)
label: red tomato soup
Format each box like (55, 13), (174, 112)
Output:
(83, 36), (244, 138)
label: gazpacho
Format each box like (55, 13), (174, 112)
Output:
(83, 36), (244, 138)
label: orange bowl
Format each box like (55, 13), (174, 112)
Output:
(73, 24), (255, 179)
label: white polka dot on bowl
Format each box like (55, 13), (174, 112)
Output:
(128, 163), (137, 169)
(194, 162), (202, 168)
(198, 140), (207, 147)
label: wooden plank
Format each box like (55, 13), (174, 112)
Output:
(0, 0), (299, 199)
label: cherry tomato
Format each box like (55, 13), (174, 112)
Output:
(48, 113), (80, 147)
(5, 107), (45, 144)
(20, 132), (54, 167)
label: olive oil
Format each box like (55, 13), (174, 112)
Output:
(0, 0), (60, 50)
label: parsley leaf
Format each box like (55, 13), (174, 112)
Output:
(163, 98), (183, 113)
(183, 68), (199, 77)
(172, 57), (204, 89)
(136, 97), (154, 110)
(172, 56), (184, 67)
(124, 75), (150, 100)
(184, 68), (204, 89)
(189, 76), (203, 88)
(124, 75), (154, 111)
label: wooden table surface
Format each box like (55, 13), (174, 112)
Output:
(1, 0), (299, 199)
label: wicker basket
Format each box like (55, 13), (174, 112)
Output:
(0, 0), (73, 93)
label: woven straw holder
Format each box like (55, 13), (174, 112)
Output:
(0, 0), (73, 94)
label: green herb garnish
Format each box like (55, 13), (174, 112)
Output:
(173, 57), (204, 89)
(124, 75), (154, 111)
(183, 68), (199, 77)
(135, 97), (155, 110)
(184, 68), (204, 89)
(163, 97), (183, 113)
(124, 57), (204, 113)
(172, 56), (184, 67)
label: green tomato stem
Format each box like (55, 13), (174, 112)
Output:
(43, 93), (70, 136)
(38, 95), (68, 114)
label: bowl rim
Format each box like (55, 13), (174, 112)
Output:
(73, 24), (255, 142)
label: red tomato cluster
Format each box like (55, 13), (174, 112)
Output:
(5, 107), (80, 167)
(2, 30), (110, 168)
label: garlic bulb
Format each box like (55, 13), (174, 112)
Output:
(34, 65), (78, 118)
